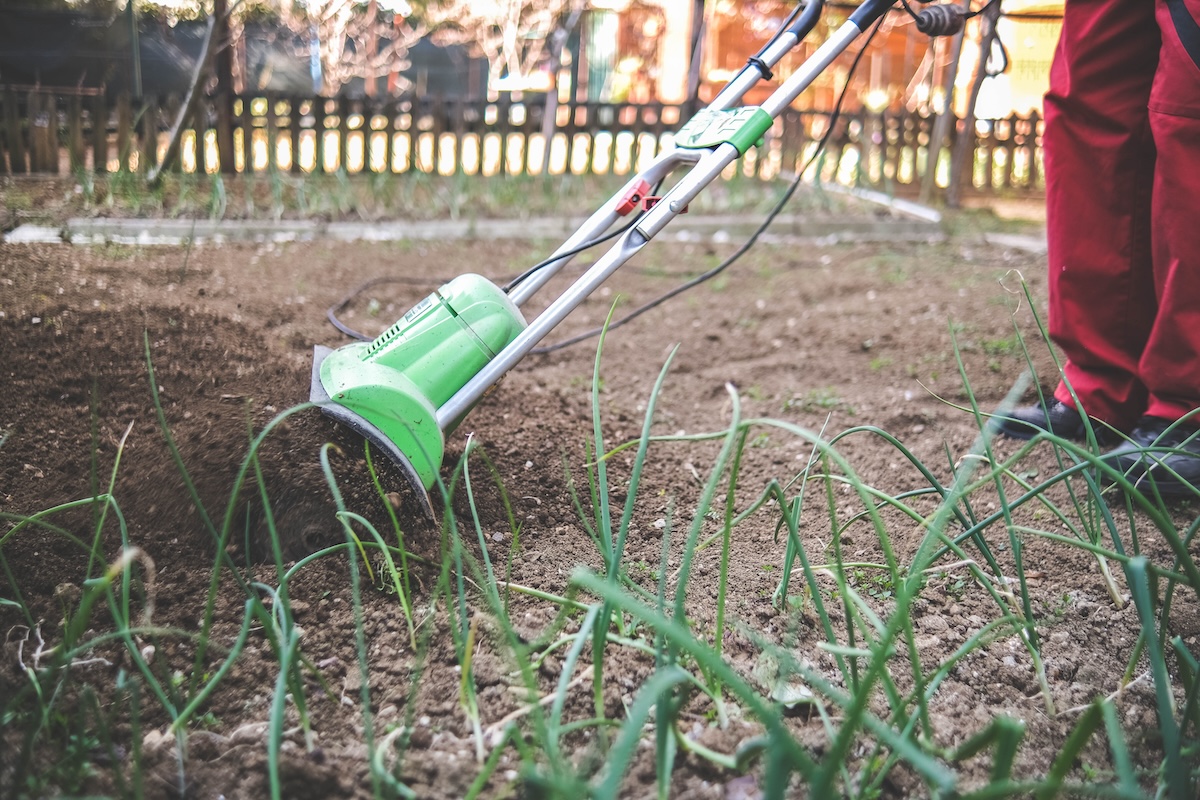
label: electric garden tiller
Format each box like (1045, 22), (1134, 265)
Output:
(311, 0), (952, 517)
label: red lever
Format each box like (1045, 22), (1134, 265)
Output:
(616, 179), (652, 216)
(643, 196), (687, 213)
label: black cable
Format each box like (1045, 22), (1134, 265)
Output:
(530, 13), (888, 356)
(500, 222), (634, 294)
(964, 0), (1000, 20)
(326, 275), (449, 342)
(897, 0), (923, 23)
(327, 196), (661, 342)
(758, 4), (804, 60)
(326, 180), (665, 340)
(500, 178), (664, 293)
(987, 30), (1010, 76)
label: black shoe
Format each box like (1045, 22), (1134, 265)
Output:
(995, 400), (1107, 443)
(1101, 416), (1200, 498)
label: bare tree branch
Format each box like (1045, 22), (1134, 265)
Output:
(146, 14), (217, 185)
(289, 0), (425, 95)
(434, 0), (573, 96)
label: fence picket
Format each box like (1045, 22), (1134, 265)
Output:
(28, 91), (50, 172)
(90, 94), (106, 174)
(140, 96), (157, 173)
(195, 96), (210, 174)
(115, 93), (133, 172)
(4, 88), (24, 173)
(68, 96), (84, 172)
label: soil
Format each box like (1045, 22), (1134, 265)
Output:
(0, 205), (1194, 798)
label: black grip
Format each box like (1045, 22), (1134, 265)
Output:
(849, 0), (899, 30)
(786, 0), (825, 38)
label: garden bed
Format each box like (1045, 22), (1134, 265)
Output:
(1, 219), (1195, 798)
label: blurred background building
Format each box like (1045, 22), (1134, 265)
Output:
(0, 0), (1061, 115)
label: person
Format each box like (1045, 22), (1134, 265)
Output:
(996, 0), (1200, 497)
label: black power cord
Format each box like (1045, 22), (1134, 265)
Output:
(326, 186), (665, 341)
(987, 32), (1010, 77)
(326, 275), (451, 342)
(500, 178), (664, 294)
(529, 12), (888, 356)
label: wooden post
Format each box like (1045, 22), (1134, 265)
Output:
(213, 0), (235, 173)
(1003, 115), (1017, 189)
(412, 95), (426, 173)
(238, 94), (252, 171)
(68, 95), (84, 172)
(979, 119), (996, 191)
(400, 98), (413, 174)
(25, 91), (40, 172)
(194, 98), (209, 174)
(31, 91), (58, 173)
(48, 93), (62, 173)
(890, 112), (908, 185)
(1028, 110), (1042, 189)
(0, 90), (8, 174)
(314, 99), (327, 173)
(266, 94), (278, 172)
(382, 97), (395, 174)
(46, 93), (61, 173)
(140, 95), (158, 173)
(290, 98), (303, 173)
(630, 103), (647, 172)
(521, 99), (535, 175)
(116, 92), (133, 171)
(361, 99), (372, 172)
(450, 96), (464, 175)
(6, 86), (27, 174)
(894, 112), (908, 186)
(582, 103), (594, 170)
(214, 89), (235, 173)
(431, 95), (444, 175)
(497, 94), (511, 176)
(563, 101), (577, 174)
(24, 90), (37, 173)
(91, 93), (107, 173)
(166, 94), (183, 172)
(684, 0), (706, 116)
(338, 96), (350, 173)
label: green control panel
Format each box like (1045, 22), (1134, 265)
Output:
(674, 107), (774, 155)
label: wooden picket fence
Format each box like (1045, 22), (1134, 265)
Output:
(0, 86), (1044, 196)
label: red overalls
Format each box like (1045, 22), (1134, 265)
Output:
(1045, 0), (1200, 431)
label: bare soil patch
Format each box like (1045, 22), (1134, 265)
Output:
(0, 220), (1193, 797)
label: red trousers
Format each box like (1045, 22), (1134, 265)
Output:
(1046, 0), (1200, 431)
